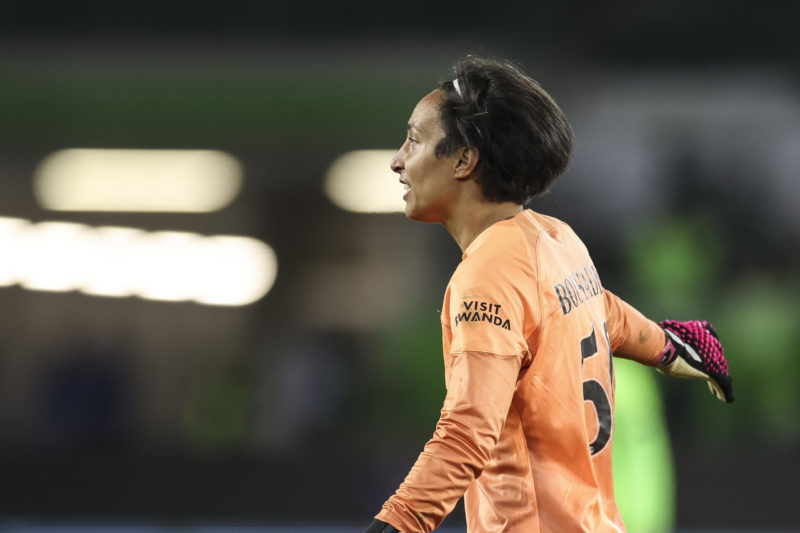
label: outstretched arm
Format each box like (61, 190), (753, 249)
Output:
(603, 290), (734, 403)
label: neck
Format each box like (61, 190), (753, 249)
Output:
(444, 200), (523, 252)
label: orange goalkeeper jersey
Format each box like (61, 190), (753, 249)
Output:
(376, 210), (665, 533)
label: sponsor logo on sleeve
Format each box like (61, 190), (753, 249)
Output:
(453, 300), (511, 330)
(553, 265), (603, 315)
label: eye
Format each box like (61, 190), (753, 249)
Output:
(407, 136), (419, 145)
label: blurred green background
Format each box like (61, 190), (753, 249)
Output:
(0, 1), (798, 530)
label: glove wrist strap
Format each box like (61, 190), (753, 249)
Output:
(659, 333), (679, 366)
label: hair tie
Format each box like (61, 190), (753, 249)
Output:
(452, 78), (462, 97)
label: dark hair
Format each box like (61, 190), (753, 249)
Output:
(436, 57), (573, 204)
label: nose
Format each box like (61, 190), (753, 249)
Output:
(390, 150), (403, 174)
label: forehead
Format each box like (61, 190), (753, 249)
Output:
(408, 89), (445, 133)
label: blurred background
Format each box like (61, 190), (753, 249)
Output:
(0, 0), (798, 531)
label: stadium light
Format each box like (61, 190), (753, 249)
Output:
(0, 216), (277, 306)
(0, 217), (30, 287)
(33, 149), (243, 213)
(81, 226), (148, 298)
(324, 150), (405, 213)
(16, 221), (96, 292)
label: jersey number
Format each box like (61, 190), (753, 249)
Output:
(580, 323), (613, 455)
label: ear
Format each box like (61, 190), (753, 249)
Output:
(453, 146), (479, 180)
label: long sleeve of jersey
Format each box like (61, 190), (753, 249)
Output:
(604, 289), (665, 366)
(376, 349), (523, 532)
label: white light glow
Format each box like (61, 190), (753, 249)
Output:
(0, 217), (277, 306)
(193, 236), (278, 306)
(324, 150), (405, 213)
(81, 226), (148, 297)
(34, 149), (243, 213)
(133, 231), (205, 302)
(17, 222), (95, 292)
(0, 217), (31, 286)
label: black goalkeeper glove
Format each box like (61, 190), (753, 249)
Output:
(364, 519), (401, 533)
(657, 319), (734, 403)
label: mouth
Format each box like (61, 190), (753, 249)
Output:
(400, 180), (411, 200)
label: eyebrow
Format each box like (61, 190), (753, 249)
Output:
(407, 123), (420, 133)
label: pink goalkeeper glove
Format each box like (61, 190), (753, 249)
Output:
(658, 319), (734, 403)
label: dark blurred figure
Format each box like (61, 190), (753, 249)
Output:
(35, 340), (131, 452)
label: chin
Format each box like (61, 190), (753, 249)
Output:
(404, 205), (426, 222)
(405, 209), (438, 224)
(403, 202), (418, 220)
(404, 200), (440, 223)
